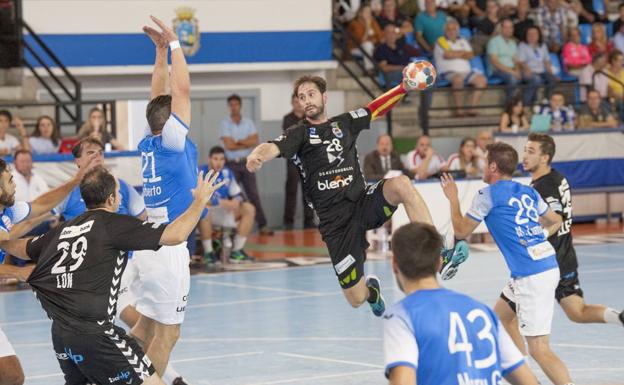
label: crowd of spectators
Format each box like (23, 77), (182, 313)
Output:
(336, 0), (624, 130)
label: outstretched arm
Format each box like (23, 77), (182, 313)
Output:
(143, 24), (169, 99)
(367, 82), (409, 121)
(0, 238), (30, 261)
(441, 173), (480, 239)
(246, 143), (281, 173)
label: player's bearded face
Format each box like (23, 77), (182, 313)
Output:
(0, 172), (15, 207)
(303, 98), (324, 120)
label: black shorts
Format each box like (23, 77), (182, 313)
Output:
(323, 180), (396, 289)
(555, 270), (584, 302)
(52, 323), (155, 385)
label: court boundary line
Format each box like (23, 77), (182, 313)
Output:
(276, 352), (384, 369)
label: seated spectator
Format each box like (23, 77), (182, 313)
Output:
(475, 129), (493, 162)
(347, 4), (384, 72)
(499, 96), (530, 132)
(562, 27), (591, 76)
(414, 0), (447, 54)
(466, 0), (487, 26)
(613, 3), (624, 38)
(376, 0), (413, 39)
(570, 0), (607, 25)
(405, 134), (447, 180)
(397, 0), (419, 20)
(535, 92), (576, 131)
(579, 52), (608, 101)
(446, 137), (482, 178)
(511, 0), (535, 42)
(518, 26), (557, 105)
(364, 134), (413, 180)
(588, 22), (613, 57)
(487, 19), (521, 104)
(334, 0), (362, 23)
(471, 0), (500, 55)
(437, 0), (471, 28)
(199, 146), (256, 263)
(11, 149), (49, 201)
(577, 89), (618, 129)
(78, 107), (124, 150)
(605, 50), (624, 123)
(613, 22), (624, 54)
(28, 115), (61, 154)
(0, 110), (28, 156)
(534, 0), (574, 52)
(433, 18), (487, 116)
(374, 24), (420, 88)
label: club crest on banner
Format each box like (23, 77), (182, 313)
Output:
(173, 7), (200, 56)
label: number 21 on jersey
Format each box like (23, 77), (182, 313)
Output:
(142, 152), (162, 183)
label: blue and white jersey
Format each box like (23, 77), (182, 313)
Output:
(55, 179), (145, 220)
(467, 180), (558, 277)
(138, 113), (201, 224)
(198, 165), (243, 207)
(0, 201), (31, 262)
(384, 288), (524, 384)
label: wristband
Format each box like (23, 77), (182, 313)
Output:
(169, 40), (181, 51)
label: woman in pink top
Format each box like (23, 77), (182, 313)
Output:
(562, 28), (591, 76)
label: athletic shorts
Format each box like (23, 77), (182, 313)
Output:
(52, 323), (155, 385)
(132, 242), (190, 325)
(555, 270), (584, 302)
(441, 70), (481, 85)
(0, 326), (16, 358)
(208, 206), (237, 228)
(115, 257), (138, 319)
(323, 180), (396, 289)
(501, 267), (559, 336)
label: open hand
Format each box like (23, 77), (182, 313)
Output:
(144, 15), (178, 44)
(193, 170), (227, 205)
(440, 173), (459, 201)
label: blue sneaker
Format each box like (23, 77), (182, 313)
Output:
(366, 275), (385, 317)
(229, 249), (255, 263)
(204, 251), (220, 265)
(439, 240), (470, 280)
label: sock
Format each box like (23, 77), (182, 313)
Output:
(233, 235), (247, 251)
(367, 285), (379, 304)
(202, 239), (213, 253)
(162, 365), (182, 384)
(603, 308), (622, 325)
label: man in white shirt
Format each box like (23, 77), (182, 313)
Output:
(405, 135), (447, 180)
(0, 110), (29, 156)
(11, 149), (49, 201)
(579, 53), (608, 102)
(434, 18), (487, 116)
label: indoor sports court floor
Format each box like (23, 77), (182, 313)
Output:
(2, 229), (623, 385)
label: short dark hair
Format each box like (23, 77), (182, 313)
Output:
(524, 25), (542, 44)
(392, 222), (443, 280)
(293, 75), (327, 97)
(608, 49), (623, 65)
(209, 146), (225, 157)
(486, 142), (518, 176)
(72, 137), (104, 158)
(80, 166), (117, 209)
(146, 95), (172, 134)
(586, 88), (601, 99)
(528, 132), (556, 165)
(14, 149), (32, 160)
(0, 110), (11, 121)
(227, 94), (242, 104)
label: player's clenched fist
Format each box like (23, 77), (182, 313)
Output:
(246, 155), (263, 173)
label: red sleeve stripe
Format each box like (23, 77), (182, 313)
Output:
(367, 84), (408, 120)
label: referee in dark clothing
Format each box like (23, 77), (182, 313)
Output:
(282, 93), (315, 230)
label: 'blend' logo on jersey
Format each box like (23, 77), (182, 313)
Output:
(109, 370), (131, 383)
(317, 175), (354, 191)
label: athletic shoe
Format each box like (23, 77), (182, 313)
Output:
(366, 275), (385, 317)
(259, 226), (274, 236)
(439, 240), (470, 280)
(229, 249), (255, 263)
(619, 310), (624, 326)
(204, 251), (219, 265)
(172, 377), (189, 385)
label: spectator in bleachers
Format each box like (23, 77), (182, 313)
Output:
(0, 110), (29, 156)
(28, 115), (61, 154)
(11, 149), (49, 202)
(398, 0), (419, 20)
(577, 89), (618, 129)
(348, 4), (384, 72)
(377, 0), (413, 38)
(78, 107), (124, 150)
(405, 134), (447, 180)
(364, 134), (413, 180)
(588, 22), (613, 57)
(511, 0), (535, 42)
(534, 0), (575, 52)
(466, 0), (487, 25)
(613, 22), (624, 54)
(334, 0), (362, 23)
(414, 0), (447, 54)
(613, 3), (624, 38)
(375, 24), (421, 87)
(475, 129), (493, 162)
(536, 92), (576, 131)
(579, 52), (608, 101)
(605, 50), (624, 123)
(446, 137), (482, 177)
(434, 18), (487, 116)
(570, 0), (607, 25)
(562, 27), (592, 76)
(471, 0), (500, 55)
(518, 26), (557, 105)
(220, 94), (272, 235)
(499, 96), (530, 132)
(487, 19), (521, 104)
(439, 1), (471, 28)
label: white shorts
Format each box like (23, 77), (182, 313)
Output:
(0, 326), (16, 358)
(132, 243), (190, 325)
(502, 267), (559, 337)
(116, 257), (139, 319)
(208, 206), (237, 228)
